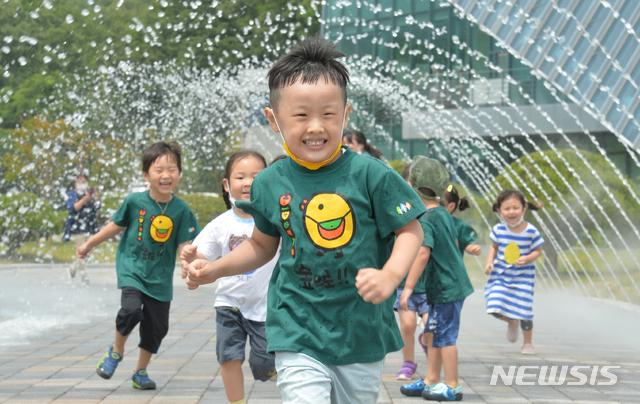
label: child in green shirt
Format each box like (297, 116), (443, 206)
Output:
(185, 35), (426, 403)
(77, 141), (200, 390)
(400, 156), (474, 402)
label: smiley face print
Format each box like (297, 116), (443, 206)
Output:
(150, 215), (174, 243)
(300, 192), (355, 256)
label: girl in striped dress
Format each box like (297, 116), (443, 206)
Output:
(484, 189), (544, 355)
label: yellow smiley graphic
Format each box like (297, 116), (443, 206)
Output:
(300, 192), (355, 253)
(150, 215), (174, 243)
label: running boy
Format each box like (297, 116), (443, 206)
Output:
(77, 141), (200, 390)
(400, 156), (474, 401)
(186, 34), (426, 403)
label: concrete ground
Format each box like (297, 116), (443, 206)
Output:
(0, 264), (639, 403)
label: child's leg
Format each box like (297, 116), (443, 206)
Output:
(215, 307), (250, 402)
(441, 345), (459, 389)
(275, 352), (332, 404)
(245, 318), (276, 381)
(113, 330), (129, 355)
(135, 348), (153, 372)
(136, 291), (170, 369)
(275, 351), (383, 404)
(426, 300), (464, 388)
(424, 332), (442, 386)
(521, 320), (533, 344)
(491, 312), (519, 342)
(221, 360), (245, 402)
(398, 308), (418, 363)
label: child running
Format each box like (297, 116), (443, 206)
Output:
(442, 184), (482, 257)
(180, 150), (278, 404)
(185, 34), (426, 403)
(77, 141), (201, 390)
(393, 163), (429, 381)
(400, 156), (474, 401)
(484, 189), (544, 355)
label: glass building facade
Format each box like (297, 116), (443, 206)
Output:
(321, 0), (639, 182)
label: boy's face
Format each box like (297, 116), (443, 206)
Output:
(265, 79), (351, 166)
(143, 154), (181, 201)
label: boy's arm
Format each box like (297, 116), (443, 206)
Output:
(465, 244), (482, 255)
(355, 218), (423, 305)
(484, 241), (498, 274)
(77, 221), (125, 258)
(399, 245), (431, 310)
(179, 243), (206, 279)
(186, 227), (279, 290)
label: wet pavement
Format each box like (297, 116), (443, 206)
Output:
(0, 264), (639, 403)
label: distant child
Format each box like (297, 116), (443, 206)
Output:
(393, 162), (429, 381)
(180, 150), (278, 404)
(185, 35), (426, 403)
(484, 189), (544, 355)
(77, 141), (201, 390)
(442, 184), (482, 257)
(400, 156), (474, 401)
(64, 173), (101, 285)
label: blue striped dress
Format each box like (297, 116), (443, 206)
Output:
(484, 223), (544, 320)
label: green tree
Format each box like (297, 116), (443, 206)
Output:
(495, 149), (640, 265)
(1, 116), (138, 208)
(0, 192), (61, 256)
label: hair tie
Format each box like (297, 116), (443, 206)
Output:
(446, 184), (453, 192)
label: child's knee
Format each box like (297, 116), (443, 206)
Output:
(249, 353), (276, 382)
(116, 306), (144, 335)
(520, 320), (533, 331)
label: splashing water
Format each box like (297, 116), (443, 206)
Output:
(0, 0), (639, 306)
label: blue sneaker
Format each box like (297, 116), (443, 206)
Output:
(422, 382), (463, 401)
(400, 378), (427, 397)
(132, 369), (156, 390)
(96, 346), (122, 379)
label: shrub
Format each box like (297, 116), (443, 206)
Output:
(494, 149), (640, 250)
(0, 193), (60, 256)
(179, 193), (228, 229)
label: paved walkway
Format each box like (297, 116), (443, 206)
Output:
(0, 264), (639, 403)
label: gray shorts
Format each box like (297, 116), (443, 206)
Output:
(216, 306), (276, 381)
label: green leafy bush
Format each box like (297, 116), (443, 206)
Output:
(0, 193), (61, 256)
(179, 193), (228, 230)
(494, 149), (640, 249)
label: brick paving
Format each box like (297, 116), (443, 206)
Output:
(1, 264), (639, 403)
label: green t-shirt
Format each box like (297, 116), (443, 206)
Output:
(420, 206), (474, 305)
(453, 216), (478, 256)
(111, 191), (201, 302)
(237, 148), (426, 365)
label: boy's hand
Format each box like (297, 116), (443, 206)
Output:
(465, 244), (482, 256)
(76, 242), (92, 258)
(399, 288), (413, 311)
(186, 259), (217, 290)
(515, 256), (528, 266)
(484, 262), (493, 275)
(180, 260), (190, 279)
(355, 268), (397, 305)
(180, 244), (198, 263)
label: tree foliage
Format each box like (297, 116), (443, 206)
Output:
(0, 0), (320, 128)
(1, 116), (138, 208)
(495, 149), (640, 249)
(0, 192), (62, 256)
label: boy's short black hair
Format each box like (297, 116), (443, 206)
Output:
(142, 141), (182, 173)
(267, 34), (350, 109)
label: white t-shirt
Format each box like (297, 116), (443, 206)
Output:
(192, 209), (278, 322)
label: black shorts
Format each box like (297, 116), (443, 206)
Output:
(116, 287), (170, 354)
